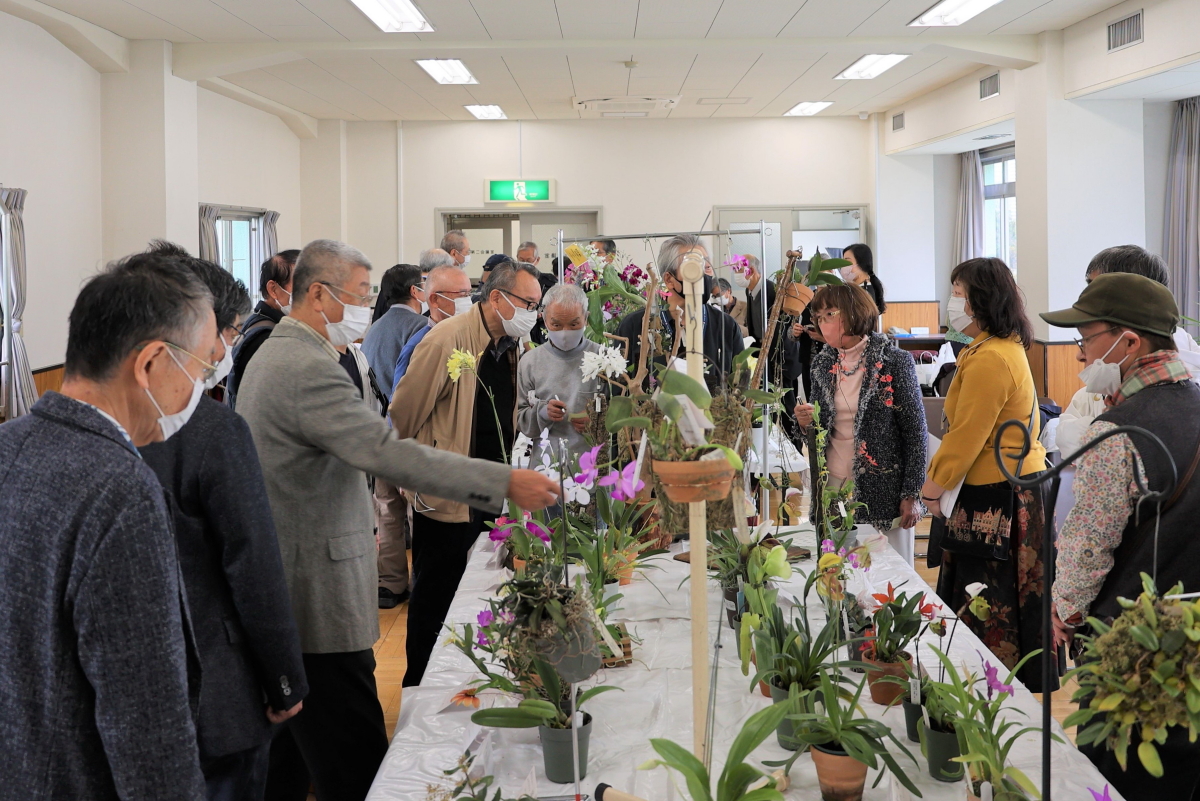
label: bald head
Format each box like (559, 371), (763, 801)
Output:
(426, 266), (472, 323)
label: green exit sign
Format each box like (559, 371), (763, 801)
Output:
(486, 179), (555, 203)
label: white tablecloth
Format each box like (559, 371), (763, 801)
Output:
(367, 525), (1122, 801)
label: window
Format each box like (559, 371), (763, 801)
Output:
(213, 210), (265, 290)
(982, 146), (1017, 271)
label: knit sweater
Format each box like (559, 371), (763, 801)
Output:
(516, 339), (603, 462)
(928, 332), (1046, 488)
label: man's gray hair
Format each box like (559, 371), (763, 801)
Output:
(657, 234), (708, 277)
(426, 265), (468, 294)
(743, 253), (761, 274)
(518, 241), (539, 259)
(542, 282), (586, 314)
(419, 248), (456, 272)
(440, 230), (468, 254)
(482, 260), (539, 299)
(293, 240), (372, 300)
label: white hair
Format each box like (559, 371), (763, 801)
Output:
(419, 248), (456, 272)
(542, 282), (586, 313)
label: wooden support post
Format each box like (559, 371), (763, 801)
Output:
(679, 250), (709, 762)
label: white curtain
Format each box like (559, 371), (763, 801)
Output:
(262, 210), (280, 260)
(953, 150), (985, 265)
(198, 204), (220, 262)
(1165, 96), (1200, 338)
(1, 187), (37, 419)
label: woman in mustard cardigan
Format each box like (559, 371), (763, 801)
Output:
(922, 258), (1056, 692)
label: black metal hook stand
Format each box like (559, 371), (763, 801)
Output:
(991, 419), (1177, 801)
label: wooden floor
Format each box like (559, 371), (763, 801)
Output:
(372, 516), (1078, 744)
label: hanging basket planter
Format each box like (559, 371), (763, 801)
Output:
(781, 282), (815, 316)
(652, 457), (736, 503)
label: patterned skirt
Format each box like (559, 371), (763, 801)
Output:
(934, 476), (1058, 693)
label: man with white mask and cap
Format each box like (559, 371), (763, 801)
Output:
(1043, 271), (1200, 800)
(390, 258), (545, 687)
(0, 247), (223, 799)
(238, 242), (557, 800)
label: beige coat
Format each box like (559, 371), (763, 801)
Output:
(389, 304), (518, 523)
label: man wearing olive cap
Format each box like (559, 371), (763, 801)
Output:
(1044, 272), (1200, 799)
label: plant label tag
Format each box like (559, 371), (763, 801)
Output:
(981, 781), (994, 801)
(837, 501), (848, 519)
(595, 393), (601, 412)
(921, 705), (930, 730)
(910, 677), (920, 704)
(519, 766), (537, 799)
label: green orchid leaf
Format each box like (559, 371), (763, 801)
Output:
(661, 368), (713, 410)
(649, 738), (712, 801)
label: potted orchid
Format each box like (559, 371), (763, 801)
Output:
(860, 584), (940, 706)
(488, 512), (552, 574)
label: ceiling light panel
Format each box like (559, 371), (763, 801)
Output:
(910, 0), (1005, 27)
(465, 105), (506, 120)
(835, 54), (910, 80)
(784, 101), (833, 116)
(350, 0), (434, 33)
(416, 59), (478, 85)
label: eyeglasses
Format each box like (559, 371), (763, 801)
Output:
(501, 289), (544, 314)
(166, 342), (219, 382)
(812, 308), (842, 325)
(1073, 326), (1118, 353)
(223, 329), (245, 349)
(319, 282), (372, 307)
(435, 290), (472, 300)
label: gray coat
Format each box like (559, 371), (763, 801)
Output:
(0, 392), (204, 800)
(238, 317), (511, 653)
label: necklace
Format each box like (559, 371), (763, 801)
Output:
(835, 341), (866, 378)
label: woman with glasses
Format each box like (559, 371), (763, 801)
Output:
(922, 257), (1055, 693)
(793, 283), (927, 564)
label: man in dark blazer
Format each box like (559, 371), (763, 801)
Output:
(227, 250), (298, 409)
(739, 254), (805, 445)
(0, 250), (221, 799)
(141, 244), (307, 801)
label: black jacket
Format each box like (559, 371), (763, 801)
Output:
(142, 395), (307, 759)
(616, 304), (746, 392)
(745, 279), (803, 385)
(807, 333), (928, 529)
(0, 393), (205, 798)
(227, 301), (284, 409)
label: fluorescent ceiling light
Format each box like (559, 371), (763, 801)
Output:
(697, 97), (750, 105)
(416, 59), (477, 84)
(784, 101), (833, 116)
(910, 0), (1005, 27)
(350, 0), (433, 33)
(835, 54), (909, 80)
(601, 111), (648, 118)
(465, 105), (506, 120)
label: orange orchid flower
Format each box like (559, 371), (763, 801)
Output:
(871, 583), (898, 606)
(451, 687), (481, 709)
(918, 596), (942, 620)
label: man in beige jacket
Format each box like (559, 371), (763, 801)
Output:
(391, 259), (544, 686)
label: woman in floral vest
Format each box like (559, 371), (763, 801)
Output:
(794, 283), (928, 564)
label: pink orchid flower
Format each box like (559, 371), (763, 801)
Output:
(526, 520), (551, 543)
(599, 461), (644, 502)
(574, 446), (602, 487)
(978, 651), (1014, 698)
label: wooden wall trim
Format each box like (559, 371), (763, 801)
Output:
(881, 301), (940, 334)
(32, 364), (65, 398)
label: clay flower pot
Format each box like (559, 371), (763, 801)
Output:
(862, 652), (912, 706)
(615, 555), (636, 586)
(652, 458), (736, 503)
(811, 743), (868, 801)
(512, 556), (527, 575)
(782, 282), (815, 316)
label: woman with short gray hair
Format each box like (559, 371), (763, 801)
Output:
(517, 282), (604, 463)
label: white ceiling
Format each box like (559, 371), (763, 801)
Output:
(39, 0), (1129, 120)
(1078, 56), (1200, 102)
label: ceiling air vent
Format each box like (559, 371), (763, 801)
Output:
(1107, 10), (1143, 53)
(571, 96), (679, 118)
(892, 112), (905, 132)
(979, 73), (1000, 100)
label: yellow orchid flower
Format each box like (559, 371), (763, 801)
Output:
(446, 349), (477, 382)
(818, 552), (844, 572)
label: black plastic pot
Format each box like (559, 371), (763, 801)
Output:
(902, 699), (922, 743)
(920, 720), (963, 783)
(733, 614), (745, 660)
(723, 586), (740, 629)
(768, 683), (804, 751)
(539, 713), (592, 784)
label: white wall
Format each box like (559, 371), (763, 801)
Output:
(0, 11), (101, 370)
(874, 110), (937, 301)
(1142, 100), (1174, 257)
(198, 88), (302, 253)
(932, 154), (961, 305)
(884, 67), (1017, 155)
(347, 121), (398, 271)
(395, 119), (873, 264)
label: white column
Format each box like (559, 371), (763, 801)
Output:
(101, 40), (198, 260)
(301, 119), (348, 243)
(873, 115), (938, 301)
(1016, 31), (1146, 338)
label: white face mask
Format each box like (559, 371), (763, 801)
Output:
(420, 301), (429, 314)
(499, 293), (538, 339)
(321, 288), (372, 348)
(547, 327), (585, 351)
(947, 296), (973, 333)
(145, 350), (205, 440)
(204, 337), (235, 390)
(462, 253), (472, 266)
(839, 266), (856, 282)
(452, 296), (473, 316)
(729, 270), (750, 289)
(279, 288), (292, 316)
(1079, 332), (1132, 396)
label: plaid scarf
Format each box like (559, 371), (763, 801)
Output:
(1109, 350), (1191, 406)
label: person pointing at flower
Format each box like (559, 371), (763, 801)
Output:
(391, 259), (556, 687)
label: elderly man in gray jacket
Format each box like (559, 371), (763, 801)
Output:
(239, 239), (558, 801)
(0, 251), (221, 799)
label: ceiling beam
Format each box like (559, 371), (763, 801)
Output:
(197, 78), (318, 139)
(0, 0), (128, 72)
(174, 35), (1039, 80)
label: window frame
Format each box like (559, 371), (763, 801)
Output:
(210, 205), (267, 290)
(980, 145), (1017, 271)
